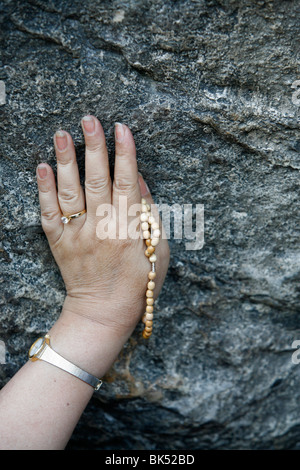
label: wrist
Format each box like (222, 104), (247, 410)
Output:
(62, 293), (143, 335)
(47, 297), (136, 379)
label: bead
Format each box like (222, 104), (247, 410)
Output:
(148, 215), (155, 225)
(143, 331), (151, 339)
(146, 297), (154, 305)
(146, 305), (154, 313)
(146, 312), (153, 320)
(152, 229), (161, 238)
(140, 212), (148, 222)
(147, 281), (155, 290)
(151, 238), (159, 247)
(145, 320), (153, 327)
(141, 222), (149, 231)
(142, 314), (147, 323)
(149, 254), (157, 263)
(147, 245), (155, 254)
(143, 230), (151, 239)
(151, 222), (159, 230)
(148, 271), (156, 280)
(141, 204), (148, 213)
(141, 198), (147, 205)
(146, 204), (151, 211)
(146, 289), (154, 297)
(145, 239), (151, 247)
(145, 326), (152, 332)
(145, 249), (151, 257)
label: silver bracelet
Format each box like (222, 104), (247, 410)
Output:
(28, 335), (102, 391)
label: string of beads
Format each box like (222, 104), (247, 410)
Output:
(140, 198), (160, 339)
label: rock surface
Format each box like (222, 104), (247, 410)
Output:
(0, 0), (300, 450)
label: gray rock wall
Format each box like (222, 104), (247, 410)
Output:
(0, 0), (300, 449)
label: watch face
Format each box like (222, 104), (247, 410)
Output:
(29, 337), (44, 358)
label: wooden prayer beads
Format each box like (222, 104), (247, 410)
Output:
(140, 198), (160, 339)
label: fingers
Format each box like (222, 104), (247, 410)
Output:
(113, 123), (140, 214)
(81, 116), (111, 222)
(36, 163), (63, 244)
(54, 130), (86, 224)
(40, 119), (141, 244)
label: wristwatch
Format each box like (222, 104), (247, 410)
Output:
(28, 334), (102, 391)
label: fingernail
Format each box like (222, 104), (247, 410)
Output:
(55, 130), (68, 151)
(82, 115), (96, 135)
(138, 172), (150, 196)
(115, 122), (125, 143)
(37, 164), (47, 180)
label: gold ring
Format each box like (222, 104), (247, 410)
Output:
(61, 209), (87, 224)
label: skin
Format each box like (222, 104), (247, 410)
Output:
(0, 116), (170, 449)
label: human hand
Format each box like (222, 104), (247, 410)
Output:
(36, 116), (170, 340)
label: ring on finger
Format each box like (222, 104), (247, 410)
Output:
(61, 209), (87, 224)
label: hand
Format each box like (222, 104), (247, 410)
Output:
(36, 116), (170, 338)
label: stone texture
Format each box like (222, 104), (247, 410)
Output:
(1, 0), (300, 450)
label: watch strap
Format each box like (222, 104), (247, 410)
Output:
(39, 343), (102, 391)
